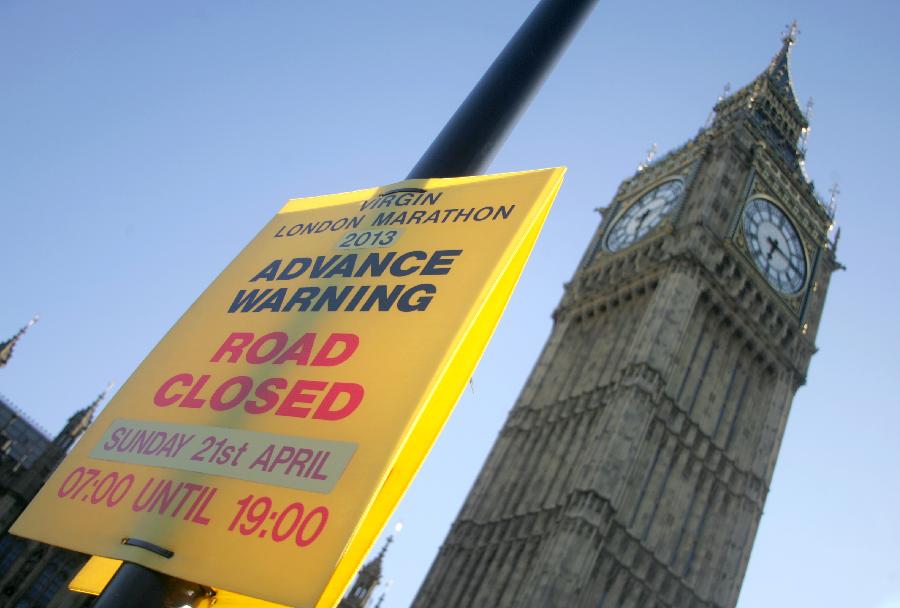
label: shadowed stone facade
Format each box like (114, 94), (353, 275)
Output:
(339, 534), (394, 608)
(413, 30), (839, 608)
(0, 337), (105, 608)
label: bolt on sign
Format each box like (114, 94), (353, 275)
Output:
(12, 168), (566, 607)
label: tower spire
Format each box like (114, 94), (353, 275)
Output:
(708, 23), (806, 139)
(362, 523), (401, 581)
(338, 523), (401, 608)
(766, 20), (799, 97)
(707, 22), (810, 177)
(0, 315), (39, 368)
(54, 382), (113, 450)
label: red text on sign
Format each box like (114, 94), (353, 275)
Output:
(153, 374), (364, 421)
(210, 332), (358, 367)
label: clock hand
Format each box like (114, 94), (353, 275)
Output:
(766, 236), (779, 261)
(770, 242), (787, 259)
(770, 242), (794, 263)
(770, 247), (804, 276)
(631, 210), (650, 235)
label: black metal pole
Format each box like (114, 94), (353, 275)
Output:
(91, 2), (596, 606)
(92, 562), (209, 608)
(408, 0), (599, 179)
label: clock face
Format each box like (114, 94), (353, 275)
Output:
(742, 198), (807, 294)
(606, 179), (685, 252)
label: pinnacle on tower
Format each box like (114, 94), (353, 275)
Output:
(636, 143), (658, 172)
(706, 22), (809, 177)
(338, 523), (401, 608)
(828, 182), (840, 218)
(0, 315), (39, 368)
(766, 20), (799, 96)
(757, 20), (805, 117)
(711, 22), (805, 119)
(54, 382), (113, 450)
(360, 524), (400, 582)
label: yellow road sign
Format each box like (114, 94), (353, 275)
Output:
(13, 168), (565, 607)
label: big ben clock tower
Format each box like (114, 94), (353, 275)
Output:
(413, 25), (839, 608)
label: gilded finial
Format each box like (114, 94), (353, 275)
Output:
(705, 83), (732, 128)
(827, 183), (840, 218)
(636, 143), (658, 172)
(769, 21), (799, 77)
(799, 97), (814, 153)
(782, 20), (799, 44)
(720, 82), (732, 101)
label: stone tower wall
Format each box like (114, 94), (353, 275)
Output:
(413, 39), (836, 608)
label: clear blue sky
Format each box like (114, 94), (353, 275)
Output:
(2, 1), (898, 607)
